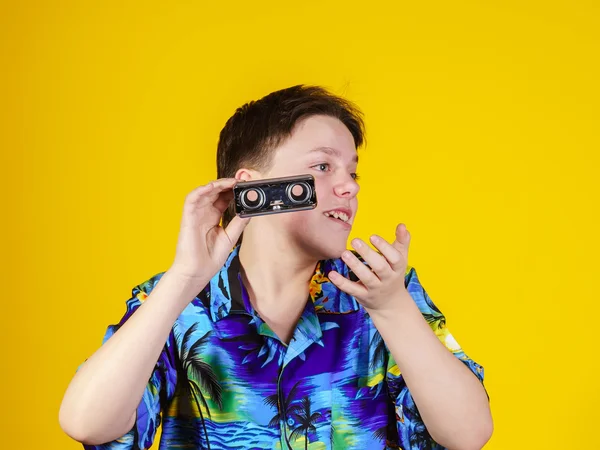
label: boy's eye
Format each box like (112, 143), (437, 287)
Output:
(312, 163), (360, 181)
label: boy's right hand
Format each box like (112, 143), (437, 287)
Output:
(168, 178), (249, 287)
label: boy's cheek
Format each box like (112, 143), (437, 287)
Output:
(314, 179), (332, 198)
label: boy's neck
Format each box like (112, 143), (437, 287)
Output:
(237, 235), (318, 302)
(237, 235), (319, 342)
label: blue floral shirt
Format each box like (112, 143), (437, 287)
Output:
(84, 246), (485, 450)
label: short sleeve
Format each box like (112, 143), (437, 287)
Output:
(82, 273), (178, 450)
(386, 267), (486, 449)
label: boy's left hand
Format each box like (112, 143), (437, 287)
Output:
(328, 223), (411, 312)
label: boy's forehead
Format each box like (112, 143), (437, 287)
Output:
(279, 115), (358, 159)
(309, 146), (359, 164)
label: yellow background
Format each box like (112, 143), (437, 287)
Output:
(1, 1), (598, 448)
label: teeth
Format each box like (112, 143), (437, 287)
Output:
(324, 211), (349, 223)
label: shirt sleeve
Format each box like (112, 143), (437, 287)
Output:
(82, 273), (178, 450)
(386, 266), (486, 449)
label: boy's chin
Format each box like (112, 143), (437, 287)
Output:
(306, 239), (348, 261)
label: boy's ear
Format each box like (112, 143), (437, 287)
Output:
(235, 168), (261, 182)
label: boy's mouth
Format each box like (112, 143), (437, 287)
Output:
(323, 208), (352, 225)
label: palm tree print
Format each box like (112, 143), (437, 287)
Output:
(363, 309), (388, 399)
(405, 399), (435, 450)
(264, 381), (303, 450)
(173, 323), (223, 450)
(372, 418), (402, 449)
(369, 329), (387, 372)
(221, 332), (281, 368)
(289, 397), (322, 450)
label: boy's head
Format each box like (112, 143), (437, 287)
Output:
(217, 85), (365, 259)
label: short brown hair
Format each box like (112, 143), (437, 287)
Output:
(217, 84), (366, 233)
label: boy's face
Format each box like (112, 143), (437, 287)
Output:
(251, 114), (360, 259)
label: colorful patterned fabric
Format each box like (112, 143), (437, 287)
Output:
(84, 246), (484, 450)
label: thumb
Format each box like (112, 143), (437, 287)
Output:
(223, 215), (251, 246)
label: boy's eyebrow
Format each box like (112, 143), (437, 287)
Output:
(309, 146), (359, 164)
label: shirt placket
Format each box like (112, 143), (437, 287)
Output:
(233, 262), (325, 449)
(277, 300), (324, 449)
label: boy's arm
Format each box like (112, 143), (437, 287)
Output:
(328, 225), (492, 450)
(370, 294), (491, 450)
(60, 178), (250, 446)
(59, 270), (204, 445)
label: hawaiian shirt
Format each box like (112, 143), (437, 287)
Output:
(84, 246), (485, 450)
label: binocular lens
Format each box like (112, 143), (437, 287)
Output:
(286, 182), (311, 204)
(240, 188), (266, 210)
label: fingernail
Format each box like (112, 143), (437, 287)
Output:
(352, 239), (361, 248)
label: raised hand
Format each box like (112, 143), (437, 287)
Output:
(328, 223), (411, 311)
(169, 178), (250, 286)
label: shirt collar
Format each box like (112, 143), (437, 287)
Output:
(205, 246), (361, 323)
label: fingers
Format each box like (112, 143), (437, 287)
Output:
(185, 178), (237, 210)
(369, 234), (405, 272)
(393, 223), (411, 254)
(213, 190), (234, 213)
(328, 270), (369, 299)
(349, 238), (396, 281)
(341, 247), (381, 288)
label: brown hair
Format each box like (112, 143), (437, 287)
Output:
(217, 84), (366, 237)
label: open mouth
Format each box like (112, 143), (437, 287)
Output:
(323, 210), (351, 226)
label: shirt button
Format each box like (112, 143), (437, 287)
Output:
(287, 417), (295, 426)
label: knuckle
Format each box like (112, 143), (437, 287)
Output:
(390, 257), (403, 266)
(373, 262), (387, 272)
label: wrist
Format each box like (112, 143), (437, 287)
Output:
(166, 265), (210, 288)
(365, 291), (417, 320)
(161, 269), (209, 305)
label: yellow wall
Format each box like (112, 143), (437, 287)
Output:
(1, 1), (598, 448)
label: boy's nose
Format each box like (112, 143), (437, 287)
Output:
(334, 178), (360, 198)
